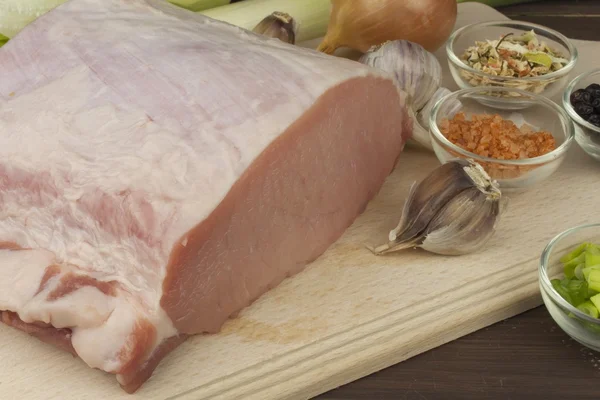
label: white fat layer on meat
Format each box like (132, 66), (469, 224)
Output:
(22, 286), (117, 330)
(0, 0), (395, 375)
(0, 249), (57, 311)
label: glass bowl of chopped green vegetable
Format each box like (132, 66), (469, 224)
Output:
(428, 86), (575, 191)
(539, 224), (600, 352)
(562, 68), (600, 161)
(446, 20), (578, 107)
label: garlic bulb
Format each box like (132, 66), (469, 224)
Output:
(358, 40), (442, 112)
(369, 159), (507, 256)
(358, 40), (449, 151)
(252, 11), (297, 45)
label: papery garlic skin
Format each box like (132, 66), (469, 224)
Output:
(421, 184), (505, 256)
(252, 11), (297, 44)
(358, 40), (445, 150)
(370, 159), (506, 256)
(358, 40), (442, 111)
(386, 159), (483, 242)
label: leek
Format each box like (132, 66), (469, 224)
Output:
(588, 270), (600, 293)
(456, 0), (541, 6)
(199, 0), (331, 44)
(577, 301), (599, 318)
(168, 0), (232, 12)
(0, 33), (8, 47)
(586, 247), (600, 268)
(560, 242), (592, 263)
(0, 0), (68, 38)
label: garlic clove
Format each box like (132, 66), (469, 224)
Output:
(420, 186), (504, 256)
(369, 159), (506, 256)
(384, 159), (484, 246)
(252, 11), (297, 45)
(358, 40), (442, 112)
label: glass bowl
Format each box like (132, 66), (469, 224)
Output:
(446, 20), (578, 106)
(539, 224), (600, 352)
(562, 68), (600, 161)
(428, 87), (575, 191)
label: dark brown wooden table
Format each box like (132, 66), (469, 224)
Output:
(318, 1), (600, 399)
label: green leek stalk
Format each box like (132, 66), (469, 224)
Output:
(0, 0), (68, 39)
(456, 0), (541, 6)
(168, 0), (231, 12)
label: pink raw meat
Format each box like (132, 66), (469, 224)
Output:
(0, 0), (412, 392)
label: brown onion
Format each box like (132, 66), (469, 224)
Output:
(316, 0), (458, 54)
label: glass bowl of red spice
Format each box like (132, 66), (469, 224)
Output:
(562, 68), (600, 161)
(446, 20), (578, 106)
(428, 86), (575, 191)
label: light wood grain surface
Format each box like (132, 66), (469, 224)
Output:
(1, 3), (599, 400)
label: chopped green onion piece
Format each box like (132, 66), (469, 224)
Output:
(574, 263), (586, 281)
(560, 242), (592, 263)
(0, 33), (8, 47)
(590, 294), (600, 312)
(578, 301), (600, 318)
(584, 265), (600, 282)
(587, 270), (600, 293)
(552, 278), (573, 304)
(552, 278), (589, 306)
(565, 278), (589, 306)
(586, 251), (600, 268)
(563, 253), (586, 277)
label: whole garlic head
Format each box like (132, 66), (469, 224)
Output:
(358, 40), (442, 111)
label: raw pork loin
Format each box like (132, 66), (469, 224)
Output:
(0, 0), (412, 392)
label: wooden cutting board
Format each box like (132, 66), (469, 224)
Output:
(1, 3), (599, 400)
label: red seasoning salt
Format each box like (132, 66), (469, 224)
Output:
(439, 112), (557, 160)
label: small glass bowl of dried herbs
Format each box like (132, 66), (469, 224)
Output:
(563, 68), (600, 161)
(447, 20), (578, 105)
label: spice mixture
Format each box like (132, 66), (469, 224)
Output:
(439, 112), (557, 160)
(461, 30), (569, 79)
(459, 30), (569, 94)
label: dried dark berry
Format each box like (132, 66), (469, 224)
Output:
(587, 114), (600, 127)
(585, 83), (600, 99)
(571, 88), (587, 104)
(593, 97), (600, 110)
(587, 88), (600, 99)
(586, 83), (600, 92)
(581, 90), (593, 104)
(575, 103), (594, 117)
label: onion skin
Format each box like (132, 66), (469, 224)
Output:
(317, 0), (458, 54)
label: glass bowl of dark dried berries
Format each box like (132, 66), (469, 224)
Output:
(563, 68), (600, 160)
